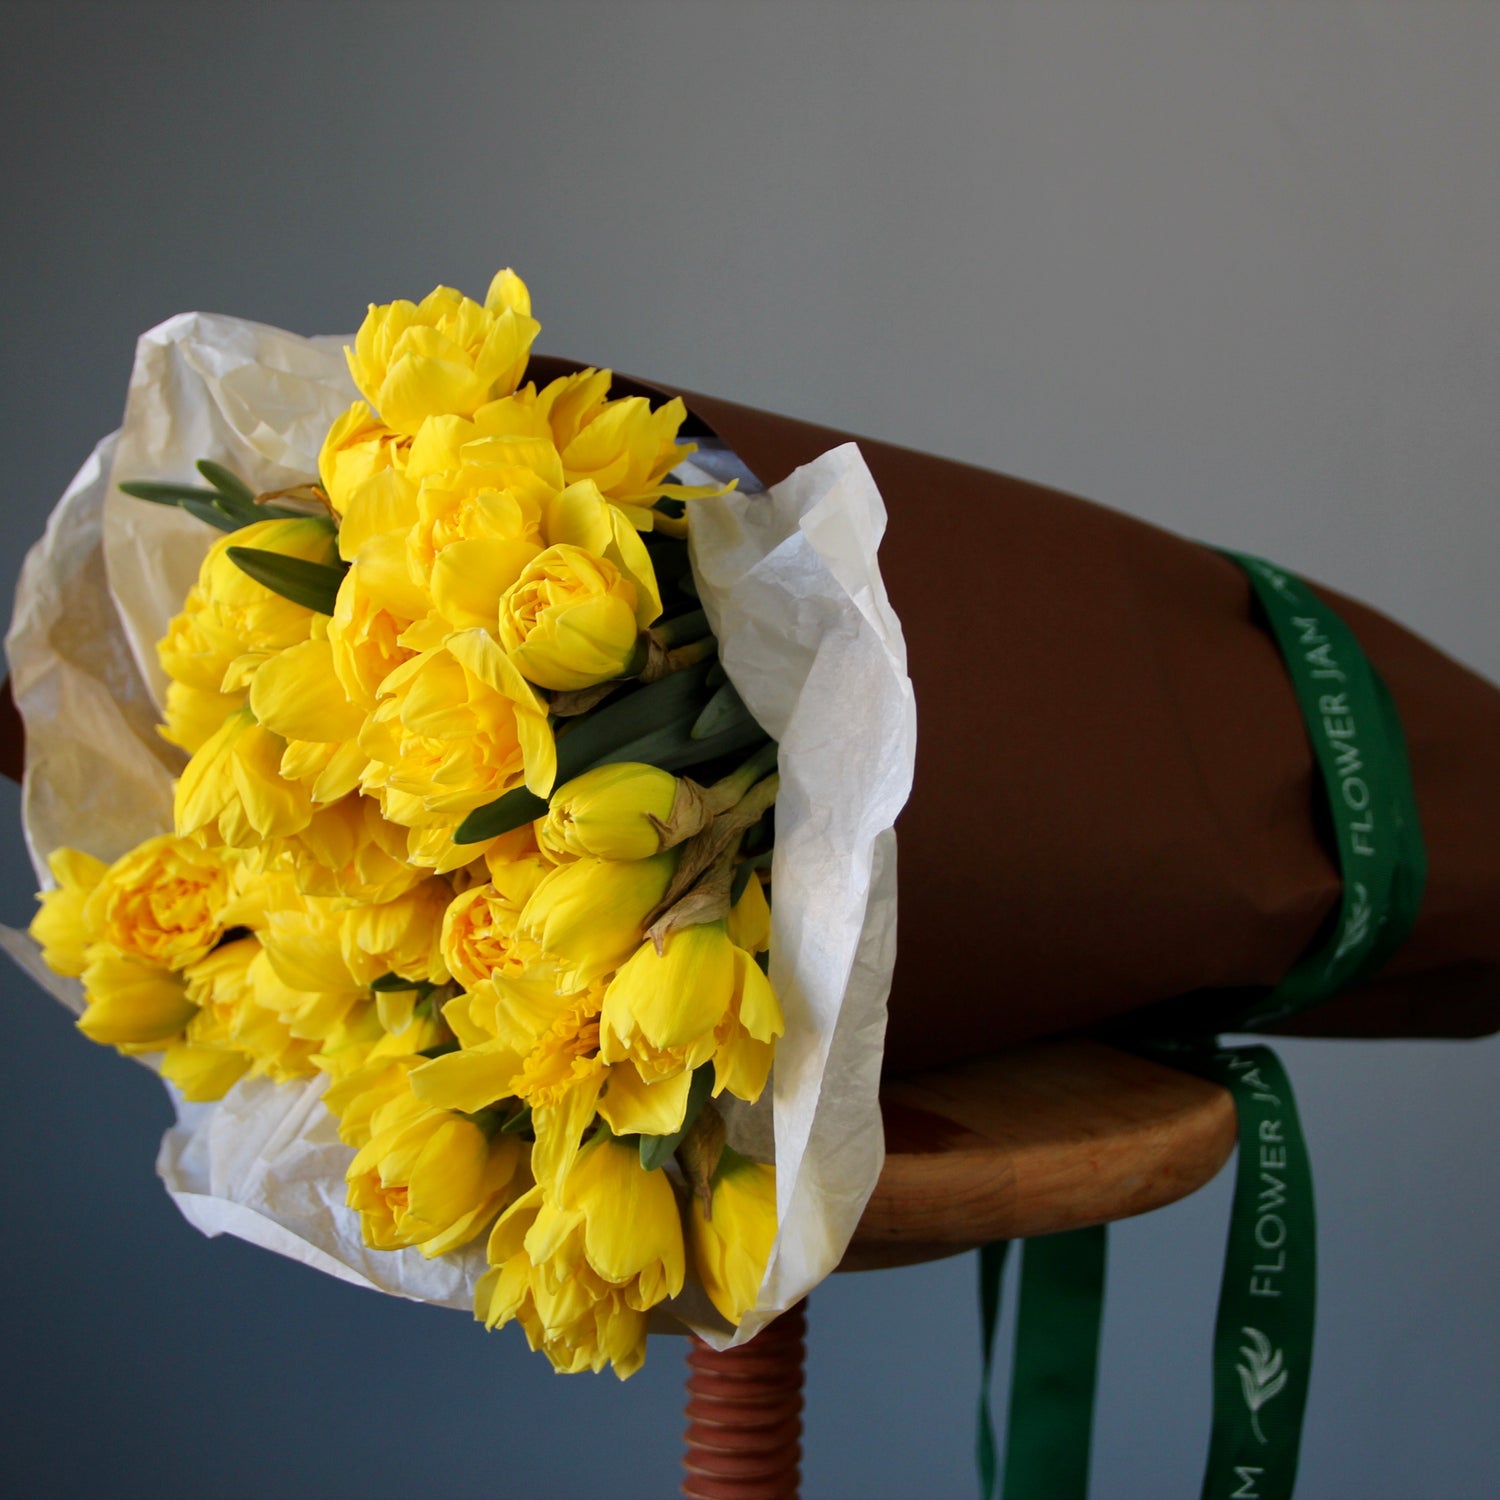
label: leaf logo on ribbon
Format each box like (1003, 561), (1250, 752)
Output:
(1237, 1327), (1288, 1444)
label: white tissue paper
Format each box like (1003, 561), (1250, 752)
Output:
(4, 312), (917, 1343)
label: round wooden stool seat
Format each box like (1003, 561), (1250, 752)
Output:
(842, 1037), (1238, 1271)
(684, 1039), (1237, 1496)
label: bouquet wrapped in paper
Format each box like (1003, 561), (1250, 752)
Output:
(10, 264), (1500, 1396)
(7, 271), (915, 1374)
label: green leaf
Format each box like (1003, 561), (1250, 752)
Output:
(453, 663), (771, 845)
(453, 786), (550, 845)
(118, 480), (224, 505)
(197, 459), (257, 507)
(562, 659), (715, 758)
(649, 720), (770, 776)
(691, 680), (751, 741)
(456, 662), (712, 843)
(226, 547), (347, 615)
(119, 476), (312, 532)
(500, 1105), (534, 1136)
(370, 972), (425, 992)
(638, 1066), (714, 1171)
(179, 498), (243, 533)
(255, 502), (324, 521)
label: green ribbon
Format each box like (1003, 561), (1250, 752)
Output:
(976, 1231), (1108, 1500)
(1223, 550), (1427, 1028)
(1188, 1044), (1317, 1500)
(976, 549), (1426, 1500)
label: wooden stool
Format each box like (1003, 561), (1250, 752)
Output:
(681, 1040), (1237, 1498)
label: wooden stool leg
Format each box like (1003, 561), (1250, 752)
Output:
(682, 1300), (806, 1499)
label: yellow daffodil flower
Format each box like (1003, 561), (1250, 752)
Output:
(346, 271), (539, 437)
(157, 517), (343, 751)
(536, 368), (722, 528)
(84, 833), (229, 970)
(248, 637), (368, 807)
(538, 763), (678, 863)
(159, 1038), (252, 1101)
(726, 869), (772, 954)
(321, 1052), (427, 1148)
(274, 795), (425, 906)
(328, 549), (420, 711)
(76, 946), (196, 1048)
(475, 1135), (686, 1378)
(182, 935), (320, 1085)
(599, 920), (784, 1104)
(497, 544), (643, 692)
(29, 848), (107, 978)
(244, 874), (370, 1041)
(358, 630), (557, 867)
(346, 1085), (523, 1257)
(519, 852), (677, 991)
(689, 1151), (777, 1326)
(174, 708), (314, 849)
(318, 400), (409, 519)
(540, 480), (663, 626)
(440, 865), (553, 991)
(338, 876), (453, 988)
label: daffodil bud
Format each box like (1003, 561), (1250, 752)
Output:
(76, 947), (196, 1048)
(689, 1151), (777, 1326)
(539, 763), (681, 862)
(498, 544), (642, 692)
(519, 852), (677, 990)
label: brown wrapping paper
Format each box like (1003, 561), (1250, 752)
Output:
(530, 357), (1500, 1070)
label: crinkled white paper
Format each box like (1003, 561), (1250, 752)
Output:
(4, 313), (916, 1343)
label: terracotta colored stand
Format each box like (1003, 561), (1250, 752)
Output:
(681, 1040), (1237, 1498)
(684, 1301), (807, 1499)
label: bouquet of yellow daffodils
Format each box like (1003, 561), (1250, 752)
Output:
(20, 270), (812, 1379)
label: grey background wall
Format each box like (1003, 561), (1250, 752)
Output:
(4, 4), (1497, 1497)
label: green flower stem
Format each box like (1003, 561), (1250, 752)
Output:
(653, 609), (710, 649)
(706, 743), (780, 814)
